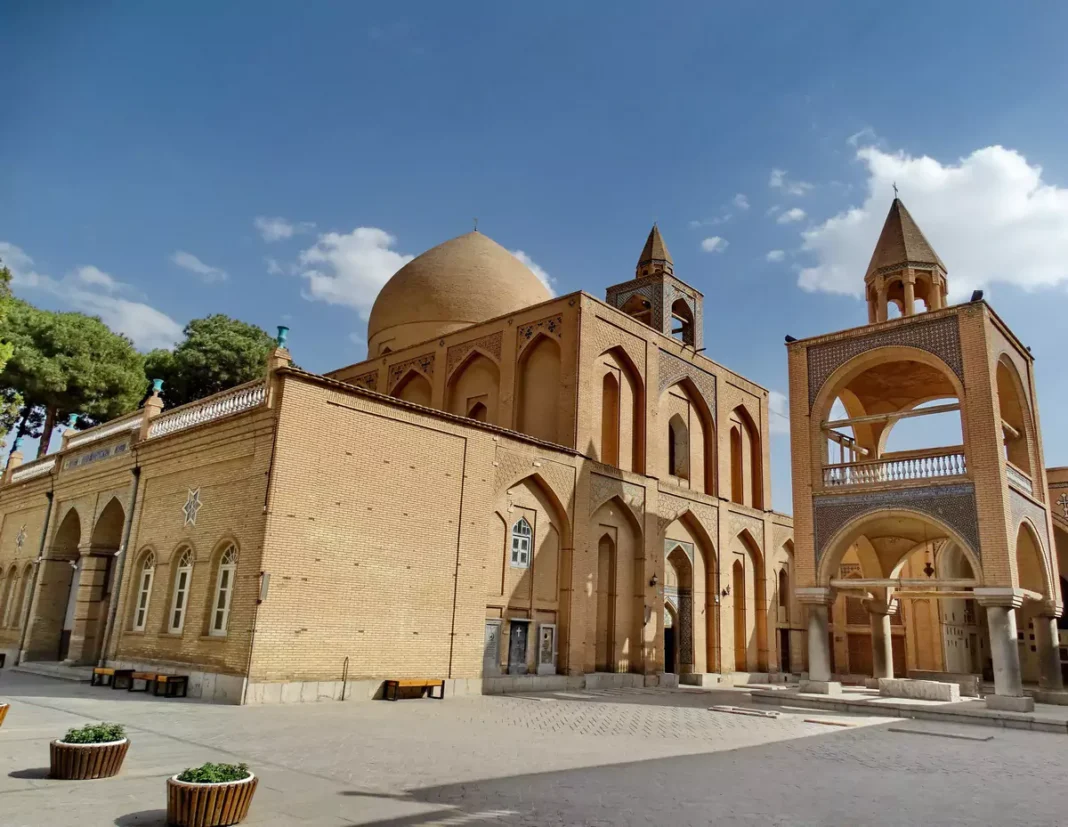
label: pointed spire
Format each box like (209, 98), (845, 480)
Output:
(636, 224), (673, 277)
(865, 198), (945, 278)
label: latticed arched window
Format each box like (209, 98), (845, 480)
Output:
(510, 518), (532, 569)
(168, 548), (194, 634)
(133, 551), (155, 632)
(210, 544), (238, 637)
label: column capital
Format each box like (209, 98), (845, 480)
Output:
(796, 586), (835, 606)
(974, 587), (1027, 609)
(1039, 599), (1063, 619)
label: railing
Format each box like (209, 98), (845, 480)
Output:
(10, 457), (56, 483)
(66, 414), (143, 449)
(147, 380), (268, 439)
(823, 448), (967, 488)
(1005, 463), (1033, 495)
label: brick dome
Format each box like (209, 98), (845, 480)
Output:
(367, 231), (551, 355)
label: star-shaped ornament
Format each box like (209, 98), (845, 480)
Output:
(183, 488), (203, 526)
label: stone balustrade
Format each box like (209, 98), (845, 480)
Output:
(1005, 462), (1033, 495)
(66, 415), (143, 449)
(10, 457), (56, 483)
(823, 448), (967, 488)
(147, 380), (268, 439)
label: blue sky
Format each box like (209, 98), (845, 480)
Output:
(4, 2), (1068, 512)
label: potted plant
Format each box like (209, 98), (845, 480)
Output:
(166, 762), (258, 827)
(49, 722), (129, 780)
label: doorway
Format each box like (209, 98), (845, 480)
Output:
(779, 628), (791, 673)
(664, 604), (677, 673)
(483, 620), (502, 676)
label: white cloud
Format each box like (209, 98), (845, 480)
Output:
(171, 250), (228, 283)
(769, 168), (813, 196)
(777, 208), (807, 224)
(298, 227), (414, 318)
(766, 250), (786, 263)
(1, 242), (181, 350)
(265, 257), (284, 276)
(847, 127), (877, 147)
(254, 216), (315, 243)
(798, 144), (1068, 298)
(700, 236), (728, 253)
(769, 390), (790, 435)
(733, 193), (750, 210)
(512, 250), (556, 295)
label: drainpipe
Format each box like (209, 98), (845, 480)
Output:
(97, 466), (141, 667)
(15, 490), (55, 665)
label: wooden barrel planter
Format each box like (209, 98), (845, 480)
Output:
(166, 773), (258, 827)
(49, 738), (129, 780)
(0, 702), (8, 729)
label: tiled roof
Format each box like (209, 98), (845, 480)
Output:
(865, 198), (946, 278)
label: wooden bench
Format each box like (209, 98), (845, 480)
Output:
(384, 679), (445, 701)
(91, 667), (134, 689)
(152, 674), (189, 698)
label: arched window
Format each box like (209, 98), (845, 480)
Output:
(132, 551), (155, 632)
(730, 426), (743, 503)
(168, 548), (194, 634)
(510, 518), (532, 569)
(668, 414), (689, 479)
(210, 545), (238, 637)
(467, 401), (488, 422)
(670, 299), (695, 347)
(777, 568), (789, 623)
(601, 372), (620, 467)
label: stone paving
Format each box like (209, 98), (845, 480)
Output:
(1, 671), (1067, 825)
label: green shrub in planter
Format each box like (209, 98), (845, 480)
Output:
(177, 763), (250, 784)
(61, 722), (126, 744)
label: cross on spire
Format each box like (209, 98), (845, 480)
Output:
(893, 181), (899, 198)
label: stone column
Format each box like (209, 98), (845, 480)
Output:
(797, 587), (839, 694)
(902, 275), (916, 317)
(1034, 612), (1065, 691)
(876, 284), (889, 322)
(866, 596), (896, 680)
(976, 589), (1034, 712)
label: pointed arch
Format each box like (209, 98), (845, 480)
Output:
(661, 378), (716, 495)
(663, 509), (718, 673)
(51, 507), (83, 560)
(728, 405), (762, 508)
(996, 354), (1037, 478)
(91, 497), (125, 549)
(734, 528), (767, 671)
(591, 494), (644, 673)
(1016, 518), (1052, 598)
(595, 346), (645, 473)
(391, 369), (433, 407)
(670, 298), (695, 346)
(447, 350), (500, 423)
(516, 332), (562, 443)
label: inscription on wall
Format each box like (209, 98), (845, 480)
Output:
(63, 439), (130, 471)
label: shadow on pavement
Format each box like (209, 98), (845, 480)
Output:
(8, 767), (51, 779)
(114, 809), (168, 826)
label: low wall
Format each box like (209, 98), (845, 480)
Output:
(878, 678), (960, 702)
(108, 659), (245, 704)
(908, 670), (980, 697)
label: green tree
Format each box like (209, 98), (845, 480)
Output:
(144, 315), (275, 408)
(0, 262), (17, 378)
(0, 301), (146, 456)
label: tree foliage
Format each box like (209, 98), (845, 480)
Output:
(0, 301), (146, 454)
(144, 315), (275, 408)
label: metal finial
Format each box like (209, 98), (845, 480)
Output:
(893, 182), (899, 199)
(473, 217), (478, 232)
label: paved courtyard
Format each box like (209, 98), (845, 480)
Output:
(1, 670), (1066, 826)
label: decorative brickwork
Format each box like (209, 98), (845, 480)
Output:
(813, 483), (980, 565)
(446, 331), (503, 378)
(1009, 487), (1051, 560)
(493, 449), (575, 517)
(657, 491), (718, 542)
(658, 350), (717, 412)
(729, 512), (765, 546)
(348, 370), (379, 392)
(606, 274), (703, 350)
(516, 315), (563, 356)
(807, 314), (963, 408)
(387, 353), (435, 393)
(589, 473), (645, 525)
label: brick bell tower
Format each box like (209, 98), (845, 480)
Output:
(605, 225), (704, 350)
(786, 198), (1063, 709)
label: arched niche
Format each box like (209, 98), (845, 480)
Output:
(594, 347), (644, 473)
(515, 334), (561, 443)
(728, 405), (762, 509)
(660, 379), (716, 496)
(447, 352), (500, 423)
(392, 369), (433, 408)
(663, 511), (717, 674)
(996, 356), (1036, 477)
(590, 496), (643, 674)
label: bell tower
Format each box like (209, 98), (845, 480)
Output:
(605, 225), (703, 349)
(864, 198), (948, 322)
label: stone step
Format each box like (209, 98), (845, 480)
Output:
(12, 662), (94, 682)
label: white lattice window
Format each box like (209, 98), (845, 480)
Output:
(510, 518), (532, 569)
(210, 545), (238, 637)
(133, 552), (155, 632)
(168, 548), (194, 634)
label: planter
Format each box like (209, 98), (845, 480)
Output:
(0, 702), (8, 729)
(166, 772), (258, 827)
(49, 738), (129, 779)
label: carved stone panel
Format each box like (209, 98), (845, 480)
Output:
(657, 491), (718, 541)
(446, 331), (503, 378)
(589, 473), (645, 523)
(1009, 487), (1051, 562)
(387, 353), (435, 393)
(516, 314), (563, 356)
(807, 314), (963, 408)
(349, 370), (379, 392)
(813, 483), (980, 565)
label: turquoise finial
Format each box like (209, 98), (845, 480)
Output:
(277, 325), (290, 348)
(67, 413), (78, 428)
(151, 378), (164, 394)
(12, 436), (22, 451)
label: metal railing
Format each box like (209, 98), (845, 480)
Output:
(10, 457), (56, 483)
(823, 448), (967, 487)
(1005, 462), (1033, 495)
(147, 380), (268, 439)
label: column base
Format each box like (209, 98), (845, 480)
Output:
(799, 679), (842, 695)
(985, 694), (1035, 713)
